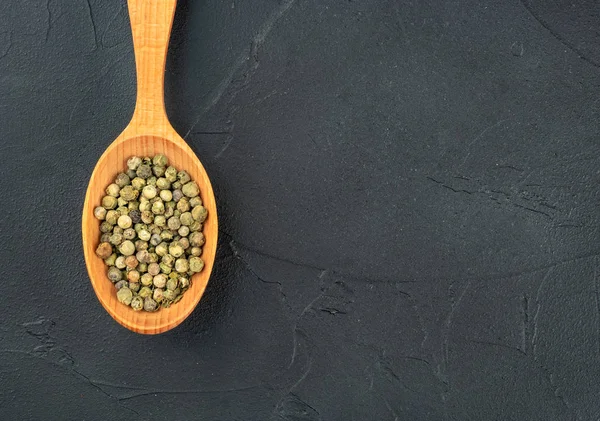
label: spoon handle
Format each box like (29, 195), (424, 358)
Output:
(128, 0), (177, 131)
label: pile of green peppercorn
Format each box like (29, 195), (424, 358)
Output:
(93, 154), (207, 312)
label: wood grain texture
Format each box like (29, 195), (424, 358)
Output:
(82, 0), (218, 334)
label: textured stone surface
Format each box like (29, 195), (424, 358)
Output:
(1, 0), (600, 419)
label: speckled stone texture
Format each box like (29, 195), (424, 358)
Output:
(1, 0), (600, 420)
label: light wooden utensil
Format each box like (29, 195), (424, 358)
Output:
(82, 0), (218, 334)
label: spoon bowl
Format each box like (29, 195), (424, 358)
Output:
(82, 0), (217, 334)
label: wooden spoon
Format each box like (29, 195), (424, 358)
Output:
(82, 0), (218, 334)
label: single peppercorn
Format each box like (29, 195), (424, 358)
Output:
(129, 210), (141, 224)
(167, 216), (181, 231)
(115, 256), (127, 269)
(153, 274), (167, 288)
(180, 212), (193, 226)
(130, 295), (144, 311)
(154, 215), (166, 227)
(96, 242), (113, 259)
(159, 189), (172, 202)
(160, 230), (174, 241)
(175, 258), (189, 273)
(117, 215), (132, 229)
(115, 280), (128, 290)
(159, 262), (172, 274)
(191, 205), (208, 222)
(153, 288), (164, 302)
(106, 183), (121, 198)
(178, 170), (191, 184)
(178, 225), (190, 237)
(182, 181), (199, 198)
(119, 240), (135, 256)
(104, 253), (117, 266)
(148, 262), (160, 276)
(189, 257), (204, 273)
(144, 297), (158, 312)
(105, 210), (119, 225)
(165, 166), (177, 182)
(153, 154), (168, 167)
(94, 206), (107, 220)
(189, 221), (202, 232)
(117, 287), (133, 305)
(102, 196), (118, 210)
(156, 177), (170, 190)
(127, 270), (140, 283)
(136, 250), (150, 263)
(179, 237), (190, 250)
(140, 273), (153, 286)
(107, 266), (123, 282)
(109, 233), (123, 246)
(115, 173), (131, 188)
(131, 177), (146, 190)
(189, 197), (202, 208)
(139, 286), (152, 298)
(177, 198), (190, 213)
(123, 228), (136, 240)
(136, 164), (152, 179)
(151, 200), (165, 215)
(166, 278), (178, 291)
(169, 243), (184, 258)
(127, 156), (142, 170)
(172, 189), (183, 202)
(190, 247), (202, 257)
(189, 232), (205, 247)
(120, 185), (138, 202)
(179, 276), (190, 289)
(125, 255), (138, 268)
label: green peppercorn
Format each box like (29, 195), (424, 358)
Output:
(148, 252), (159, 263)
(136, 164), (152, 179)
(128, 201), (140, 211)
(155, 242), (168, 257)
(109, 233), (123, 246)
(153, 288), (164, 302)
(176, 198), (190, 213)
(127, 156), (142, 170)
(178, 238), (189, 250)
(119, 240), (135, 256)
(100, 221), (113, 233)
(179, 276), (190, 289)
(100, 233), (111, 243)
(172, 181), (182, 191)
(116, 206), (129, 216)
(125, 256), (138, 268)
(119, 185), (138, 201)
(139, 286), (152, 299)
(191, 205), (207, 222)
(115, 256), (127, 269)
(159, 189), (172, 202)
(156, 177), (170, 190)
(169, 242), (184, 258)
(107, 266), (122, 282)
(142, 185), (157, 199)
(180, 212), (194, 226)
(172, 189), (183, 202)
(175, 258), (189, 273)
(151, 200), (165, 215)
(139, 210), (152, 224)
(153, 274), (167, 288)
(165, 166), (178, 182)
(117, 199), (128, 208)
(126, 169), (137, 179)
(160, 230), (174, 241)
(131, 177), (146, 190)
(163, 289), (176, 301)
(152, 154), (168, 167)
(136, 250), (149, 263)
(102, 196), (118, 210)
(123, 228), (136, 240)
(117, 215), (132, 229)
(148, 262), (160, 276)
(166, 278), (178, 291)
(105, 210), (119, 225)
(154, 215), (166, 227)
(189, 221), (202, 232)
(167, 216), (181, 231)
(189, 232), (205, 247)
(127, 270), (140, 283)
(147, 176), (157, 187)
(150, 234), (162, 246)
(139, 199), (151, 213)
(106, 183), (121, 198)
(104, 253), (117, 266)
(153, 166), (166, 177)
(189, 197), (203, 208)
(129, 282), (141, 293)
(177, 225), (189, 237)
(116, 287), (133, 305)
(190, 247), (202, 257)
(162, 253), (175, 267)
(96, 242), (113, 259)
(189, 257), (204, 273)
(94, 206), (107, 220)
(138, 262), (148, 273)
(114, 173), (130, 188)
(144, 297), (158, 312)
(182, 181), (199, 198)
(115, 280), (128, 290)
(160, 262), (172, 274)
(140, 273), (153, 286)
(130, 295), (144, 311)
(178, 170), (191, 184)
(134, 240), (148, 251)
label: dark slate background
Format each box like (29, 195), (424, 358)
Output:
(1, 0), (600, 419)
